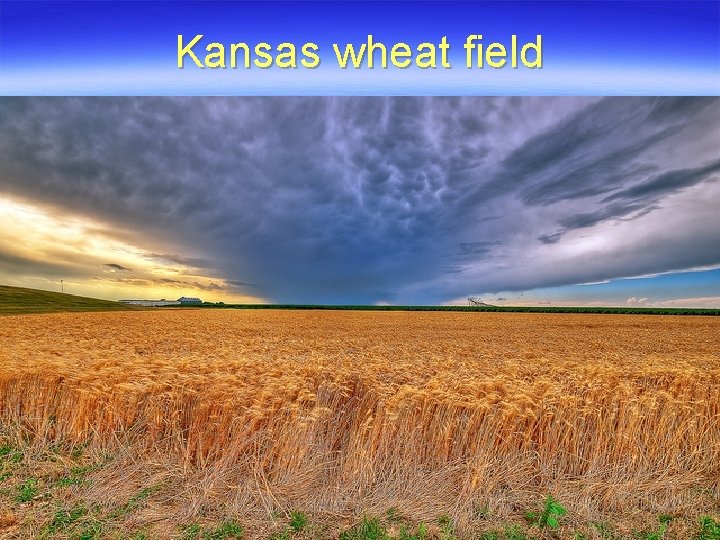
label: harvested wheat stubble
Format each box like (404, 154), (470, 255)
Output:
(0, 310), (718, 528)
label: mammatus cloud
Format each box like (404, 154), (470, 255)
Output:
(0, 97), (718, 304)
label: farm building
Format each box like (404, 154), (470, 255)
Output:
(177, 296), (203, 305)
(119, 297), (204, 307)
(119, 299), (180, 307)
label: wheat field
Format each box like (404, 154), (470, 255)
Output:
(0, 310), (718, 538)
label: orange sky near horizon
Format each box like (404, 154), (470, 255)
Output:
(0, 195), (263, 303)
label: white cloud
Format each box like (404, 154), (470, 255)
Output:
(651, 297), (720, 309)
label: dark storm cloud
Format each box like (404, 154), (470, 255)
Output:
(539, 159), (720, 241)
(458, 241), (501, 257)
(558, 202), (654, 232)
(103, 263), (132, 271)
(537, 232), (563, 245)
(0, 97), (718, 303)
(486, 97), (717, 206)
(0, 251), (90, 280)
(227, 279), (255, 288)
(102, 276), (238, 293)
(602, 159), (720, 204)
(145, 253), (212, 268)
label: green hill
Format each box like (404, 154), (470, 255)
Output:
(0, 285), (138, 315)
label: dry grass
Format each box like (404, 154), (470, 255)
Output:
(0, 310), (718, 538)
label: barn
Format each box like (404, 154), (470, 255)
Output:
(177, 297), (203, 306)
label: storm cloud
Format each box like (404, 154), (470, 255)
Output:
(0, 97), (718, 303)
(103, 263), (132, 271)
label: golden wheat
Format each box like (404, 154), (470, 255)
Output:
(0, 310), (718, 527)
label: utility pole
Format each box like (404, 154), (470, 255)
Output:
(61, 280), (64, 294)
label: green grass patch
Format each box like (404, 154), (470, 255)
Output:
(633, 514), (673, 540)
(0, 284), (139, 315)
(0, 444), (23, 463)
(502, 525), (528, 540)
(15, 477), (38, 502)
(525, 494), (567, 530)
(182, 521), (244, 540)
(45, 504), (88, 534)
(289, 510), (308, 533)
(108, 486), (158, 519)
(205, 520), (244, 540)
(183, 523), (204, 539)
(340, 517), (389, 540)
(399, 523), (429, 540)
(54, 475), (83, 488)
(695, 516), (720, 540)
(76, 519), (104, 540)
(438, 515), (457, 540)
(54, 465), (92, 488)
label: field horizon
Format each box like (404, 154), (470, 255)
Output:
(2, 284), (719, 317)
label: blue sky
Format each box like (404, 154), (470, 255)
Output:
(0, 97), (719, 306)
(1, 1), (719, 94)
(490, 269), (720, 308)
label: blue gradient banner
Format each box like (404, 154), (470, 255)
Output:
(1, 0), (719, 95)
